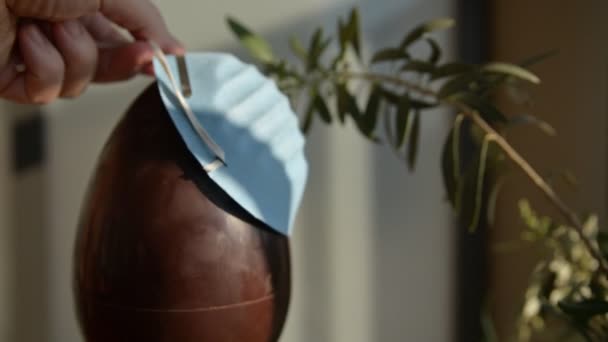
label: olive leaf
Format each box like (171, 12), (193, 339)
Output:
(441, 128), (459, 207)
(400, 18), (455, 50)
(407, 112), (421, 171)
(426, 38), (441, 64)
(559, 299), (608, 320)
(314, 95), (332, 124)
(431, 62), (475, 80)
(301, 93), (317, 134)
(446, 92), (507, 124)
(307, 28), (331, 71)
(401, 60), (436, 74)
(482, 62), (541, 84)
(226, 17), (275, 63)
(438, 72), (482, 98)
(336, 83), (361, 124)
(395, 95), (411, 148)
(289, 36), (308, 63)
(358, 85), (382, 137)
(338, 8), (362, 58)
(598, 232), (608, 259)
(519, 49), (559, 68)
(466, 137), (493, 232)
(371, 48), (410, 64)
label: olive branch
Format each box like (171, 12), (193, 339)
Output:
(227, 8), (608, 341)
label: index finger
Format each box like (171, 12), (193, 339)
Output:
(6, 0), (183, 52)
(6, 0), (99, 20)
(101, 0), (183, 53)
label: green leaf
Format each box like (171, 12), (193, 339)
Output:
(289, 36), (308, 63)
(263, 61), (299, 80)
(338, 8), (362, 58)
(441, 116), (466, 208)
(307, 28), (329, 71)
(507, 115), (557, 136)
(360, 86), (382, 135)
(336, 84), (361, 124)
(519, 49), (559, 68)
(383, 106), (396, 148)
(559, 299), (608, 320)
(336, 85), (348, 124)
(441, 129), (458, 206)
(301, 96), (316, 134)
(411, 99), (437, 110)
(441, 130), (457, 207)
(401, 60), (436, 74)
(371, 48), (410, 64)
(347, 8), (362, 57)
(438, 72), (482, 98)
(314, 95), (332, 124)
(446, 92), (508, 124)
(400, 18), (455, 50)
(482, 62), (541, 84)
(431, 62), (475, 80)
(466, 137), (492, 232)
(395, 96), (411, 147)
(518, 199), (553, 239)
(378, 87), (437, 111)
(379, 86), (401, 104)
(426, 38), (441, 64)
(598, 231), (608, 259)
(226, 17), (275, 63)
(407, 112), (421, 171)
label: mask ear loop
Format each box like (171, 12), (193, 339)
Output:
(150, 42), (226, 172)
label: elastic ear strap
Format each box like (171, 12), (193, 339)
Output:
(150, 42), (226, 171)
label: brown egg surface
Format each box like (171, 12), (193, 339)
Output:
(74, 84), (290, 342)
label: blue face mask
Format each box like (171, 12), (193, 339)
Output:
(153, 52), (309, 236)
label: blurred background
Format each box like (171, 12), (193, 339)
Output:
(0, 0), (605, 341)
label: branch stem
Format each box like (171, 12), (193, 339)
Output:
(333, 70), (608, 276)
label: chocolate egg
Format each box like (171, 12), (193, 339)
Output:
(73, 84), (291, 341)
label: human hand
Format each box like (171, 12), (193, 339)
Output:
(0, 0), (184, 104)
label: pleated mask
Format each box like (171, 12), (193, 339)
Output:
(152, 51), (308, 236)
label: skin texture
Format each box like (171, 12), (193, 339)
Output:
(0, 0), (183, 104)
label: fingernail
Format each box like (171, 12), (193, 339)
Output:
(63, 21), (83, 37)
(15, 64), (26, 73)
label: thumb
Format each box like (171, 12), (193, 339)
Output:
(6, 0), (99, 20)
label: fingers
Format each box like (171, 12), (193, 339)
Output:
(80, 13), (130, 48)
(80, 14), (155, 83)
(5, 0), (183, 54)
(0, 3), (17, 68)
(101, 0), (184, 54)
(52, 20), (98, 97)
(6, 0), (99, 21)
(1, 0), (184, 104)
(0, 23), (65, 104)
(95, 42), (155, 82)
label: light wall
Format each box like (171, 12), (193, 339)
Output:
(0, 1), (456, 341)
